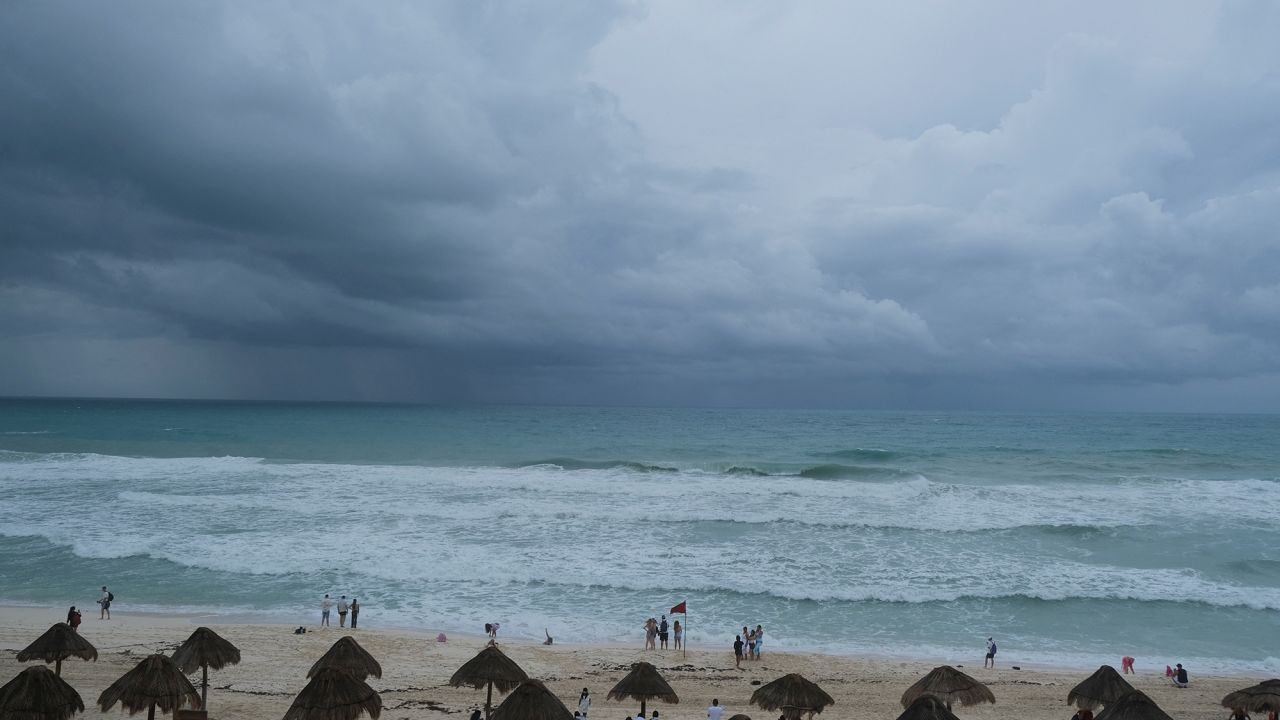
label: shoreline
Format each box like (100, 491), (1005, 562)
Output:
(3, 604), (1272, 720)
(3, 601), (1272, 680)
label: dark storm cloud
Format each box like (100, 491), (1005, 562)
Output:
(2, 1), (1280, 408)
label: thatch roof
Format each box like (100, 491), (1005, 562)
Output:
(1222, 679), (1280, 713)
(1068, 666), (1135, 710)
(15, 624), (98, 665)
(284, 667), (382, 720)
(727, 715), (752, 720)
(607, 662), (679, 705)
(448, 646), (529, 693)
(97, 654), (200, 715)
(308, 637), (383, 681)
(749, 674), (835, 719)
(490, 680), (574, 720)
(171, 627), (241, 674)
(1094, 691), (1174, 720)
(900, 666), (995, 709)
(0, 665), (85, 720)
(895, 695), (962, 720)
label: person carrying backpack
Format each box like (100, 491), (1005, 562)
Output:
(99, 586), (113, 620)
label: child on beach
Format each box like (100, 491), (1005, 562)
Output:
(733, 635), (744, 668)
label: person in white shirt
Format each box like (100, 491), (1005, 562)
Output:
(98, 586), (111, 620)
(707, 699), (724, 720)
(321, 594), (332, 626)
(578, 688), (590, 718)
(337, 596), (350, 627)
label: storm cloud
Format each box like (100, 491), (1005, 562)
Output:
(2, 1), (1279, 409)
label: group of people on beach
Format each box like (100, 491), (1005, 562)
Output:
(320, 593), (360, 628)
(65, 584), (112, 632)
(642, 615), (682, 650)
(733, 624), (764, 667)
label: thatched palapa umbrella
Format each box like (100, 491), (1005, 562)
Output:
(0, 665), (85, 720)
(491, 680), (573, 720)
(284, 668), (381, 720)
(727, 715), (752, 720)
(607, 662), (679, 717)
(16, 624), (97, 676)
(171, 626), (241, 711)
(896, 695), (962, 720)
(900, 666), (995, 711)
(448, 645), (529, 720)
(1068, 666), (1135, 710)
(749, 673), (834, 720)
(1222, 679), (1280, 714)
(97, 654), (200, 720)
(308, 637), (382, 681)
(1094, 691), (1175, 720)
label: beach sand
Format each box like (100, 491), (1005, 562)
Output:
(0, 606), (1260, 720)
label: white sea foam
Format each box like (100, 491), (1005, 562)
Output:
(3, 448), (1278, 669)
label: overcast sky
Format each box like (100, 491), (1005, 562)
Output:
(3, 1), (1280, 410)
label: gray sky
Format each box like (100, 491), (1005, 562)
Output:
(3, 1), (1279, 410)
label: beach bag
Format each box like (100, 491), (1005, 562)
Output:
(108, 592), (114, 601)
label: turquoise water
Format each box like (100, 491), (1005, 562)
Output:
(1, 399), (1277, 673)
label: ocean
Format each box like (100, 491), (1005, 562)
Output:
(1, 399), (1277, 675)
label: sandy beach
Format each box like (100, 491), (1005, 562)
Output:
(1, 605), (1263, 720)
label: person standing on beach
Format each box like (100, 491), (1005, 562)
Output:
(733, 635), (744, 668)
(1121, 656), (1135, 674)
(337, 595), (349, 628)
(707, 699), (723, 720)
(321, 594), (332, 626)
(643, 618), (657, 650)
(67, 606), (82, 632)
(578, 688), (591, 718)
(753, 625), (764, 659)
(984, 637), (997, 668)
(98, 586), (112, 620)
(350, 598), (360, 629)
(673, 620), (682, 650)
(659, 615), (669, 649)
